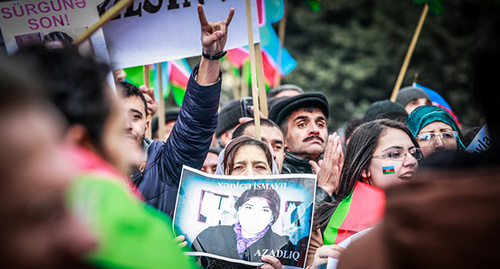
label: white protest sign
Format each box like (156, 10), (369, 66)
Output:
(0, 0), (109, 62)
(99, 0), (260, 69)
(466, 125), (491, 154)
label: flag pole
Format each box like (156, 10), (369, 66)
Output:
(274, 0), (288, 87)
(72, 0), (134, 46)
(390, 4), (429, 101)
(157, 63), (166, 141)
(143, 65), (152, 139)
(245, 0), (261, 139)
(255, 44), (268, 117)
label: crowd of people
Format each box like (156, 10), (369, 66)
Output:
(1, 3), (499, 269)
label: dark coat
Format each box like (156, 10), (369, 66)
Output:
(192, 224), (289, 263)
(281, 151), (335, 207)
(131, 64), (221, 217)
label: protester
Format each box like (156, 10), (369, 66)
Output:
(269, 92), (342, 206)
(215, 136), (277, 176)
(120, 5), (235, 217)
(151, 109), (180, 140)
(268, 92), (329, 175)
(337, 14), (500, 268)
(406, 105), (465, 157)
(215, 99), (243, 148)
(363, 99), (408, 123)
(0, 55), (99, 269)
(201, 147), (220, 174)
(268, 84), (304, 99)
(233, 119), (286, 172)
(307, 119), (422, 268)
(13, 46), (199, 268)
(395, 85), (432, 114)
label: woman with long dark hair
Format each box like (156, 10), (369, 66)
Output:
(306, 119), (422, 268)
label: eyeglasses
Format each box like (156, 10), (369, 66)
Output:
(372, 147), (423, 161)
(416, 131), (458, 143)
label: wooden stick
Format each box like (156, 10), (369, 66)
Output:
(143, 65), (152, 139)
(245, 0), (261, 140)
(73, 0), (134, 46)
(390, 4), (429, 101)
(274, 0), (288, 87)
(157, 63), (166, 141)
(255, 43), (268, 117)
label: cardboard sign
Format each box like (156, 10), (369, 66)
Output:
(99, 0), (260, 69)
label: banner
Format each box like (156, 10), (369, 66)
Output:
(99, 0), (261, 69)
(466, 124), (491, 154)
(0, 0), (109, 62)
(174, 166), (316, 268)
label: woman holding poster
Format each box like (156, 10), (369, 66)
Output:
(307, 119), (422, 268)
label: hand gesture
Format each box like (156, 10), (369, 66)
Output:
(139, 85), (158, 116)
(309, 133), (344, 196)
(197, 4), (235, 55)
(258, 255), (283, 269)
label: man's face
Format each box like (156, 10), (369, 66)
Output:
(102, 90), (144, 174)
(0, 107), (97, 268)
(201, 152), (219, 174)
(405, 98), (431, 114)
(284, 108), (328, 160)
(242, 125), (285, 172)
(121, 95), (149, 147)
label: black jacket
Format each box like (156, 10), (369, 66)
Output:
(192, 224), (289, 263)
(281, 151), (335, 207)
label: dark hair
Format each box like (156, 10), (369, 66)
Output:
(234, 187), (281, 225)
(232, 118), (282, 139)
(117, 81), (148, 116)
(42, 31), (74, 49)
(223, 136), (273, 175)
(313, 119), (419, 231)
(279, 106), (317, 136)
(13, 46), (111, 148)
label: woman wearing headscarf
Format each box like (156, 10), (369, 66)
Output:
(194, 136), (287, 268)
(406, 105), (466, 157)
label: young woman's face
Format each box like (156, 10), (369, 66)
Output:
(238, 197), (273, 238)
(364, 128), (420, 189)
(229, 145), (272, 176)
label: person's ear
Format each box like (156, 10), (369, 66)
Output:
(63, 124), (97, 152)
(145, 119), (150, 132)
(360, 169), (371, 184)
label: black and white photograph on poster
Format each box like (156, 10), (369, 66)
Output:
(173, 166), (317, 269)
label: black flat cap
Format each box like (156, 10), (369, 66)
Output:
(152, 109), (180, 134)
(268, 92), (329, 126)
(215, 100), (242, 137)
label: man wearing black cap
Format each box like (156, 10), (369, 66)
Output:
(269, 92), (339, 204)
(215, 99), (243, 149)
(395, 86), (432, 114)
(151, 109), (180, 140)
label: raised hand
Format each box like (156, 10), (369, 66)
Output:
(310, 133), (344, 196)
(197, 4), (235, 55)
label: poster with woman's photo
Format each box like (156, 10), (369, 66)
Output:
(174, 166), (317, 269)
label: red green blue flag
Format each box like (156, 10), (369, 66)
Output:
(225, 0), (296, 89)
(123, 59), (192, 107)
(323, 182), (385, 245)
(413, 82), (460, 126)
(382, 166), (395, 175)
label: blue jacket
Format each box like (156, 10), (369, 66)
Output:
(131, 64), (221, 217)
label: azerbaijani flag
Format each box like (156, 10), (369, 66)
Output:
(123, 59), (192, 107)
(382, 166), (395, 175)
(413, 82), (460, 126)
(323, 182), (385, 245)
(225, 0), (297, 89)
